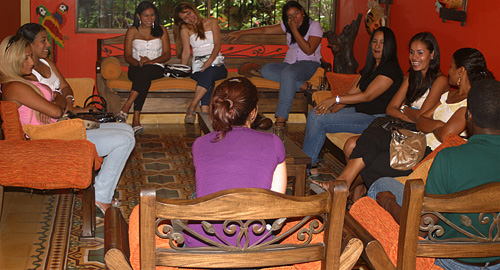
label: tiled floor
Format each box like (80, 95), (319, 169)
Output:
(0, 190), (47, 269)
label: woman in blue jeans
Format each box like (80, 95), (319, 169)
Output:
(226, 1), (323, 126)
(302, 27), (403, 173)
(5, 31), (136, 214)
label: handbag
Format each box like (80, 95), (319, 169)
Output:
(164, 64), (191, 78)
(192, 54), (225, 73)
(369, 116), (417, 132)
(389, 127), (427, 171)
(60, 95), (116, 129)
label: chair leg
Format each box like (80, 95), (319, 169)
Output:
(81, 168), (96, 240)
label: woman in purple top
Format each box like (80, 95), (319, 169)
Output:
(226, 1), (323, 126)
(186, 77), (287, 247)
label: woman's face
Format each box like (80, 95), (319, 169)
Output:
(448, 58), (461, 86)
(138, 8), (155, 27)
(178, 8), (198, 25)
(409, 40), (434, 74)
(22, 45), (35, 76)
(371, 31), (384, 61)
(286, 7), (304, 27)
(31, 30), (50, 59)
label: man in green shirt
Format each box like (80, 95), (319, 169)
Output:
(375, 79), (500, 269)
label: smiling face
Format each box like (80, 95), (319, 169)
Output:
(286, 7), (304, 27)
(409, 40), (434, 75)
(22, 45), (35, 76)
(138, 8), (155, 27)
(30, 30), (50, 59)
(448, 58), (461, 86)
(178, 8), (198, 25)
(371, 30), (384, 61)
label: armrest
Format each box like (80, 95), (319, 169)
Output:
(345, 212), (396, 270)
(104, 207), (132, 270)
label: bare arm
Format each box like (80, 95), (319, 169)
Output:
(288, 19), (322, 55)
(144, 26), (172, 65)
(2, 81), (64, 119)
(270, 161), (287, 194)
(180, 27), (192, 65)
(224, 24), (284, 42)
(201, 18), (223, 71)
(124, 28), (140, 66)
(46, 60), (73, 111)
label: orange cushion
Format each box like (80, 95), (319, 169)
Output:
(413, 133), (466, 170)
(350, 197), (435, 269)
(23, 119), (87, 140)
(101, 57), (122, 80)
(0, 139), (99, 189)
(0, 101), (26, 141)
(326, 72), (358, 97)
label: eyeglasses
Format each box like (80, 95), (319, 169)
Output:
(5, 35), (20, 53)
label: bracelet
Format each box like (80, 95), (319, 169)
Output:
(335, 95), (340, 104)
(66, 95), (75, 103)
(400, 104), (408, 113)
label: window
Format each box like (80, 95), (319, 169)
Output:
(76, 0), (335, 33)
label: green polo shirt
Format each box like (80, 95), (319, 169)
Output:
(425, 134), (500, 263)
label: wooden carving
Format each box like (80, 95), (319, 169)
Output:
(325, 13), (363, 74)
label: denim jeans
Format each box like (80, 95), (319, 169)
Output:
(260, 61), (320, 119)
(435, 258), (500, 270)
(86, 123), (135, 204)
(302, 107), (382, 166)
(190, 65), (228, 106)
(367, 177), (405, 206)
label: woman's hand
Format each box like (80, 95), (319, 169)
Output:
(314, 97), (336, 115)
(224, 31), (241, 42)
(139, 56), (151, 67)
(288, 18), (299, 33)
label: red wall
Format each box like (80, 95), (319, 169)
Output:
(1, 1), (21, 41)
(337, 0), (500, 76)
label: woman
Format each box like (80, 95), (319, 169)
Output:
(187, 77), (287, 246)
(313, 32), (449, 200)
(226, 1), (323, 126)
(0, 35), (135, 213)
(302, 27), (404, 173)
(173, 2), (228, 124)
(116, 1), (171, 134)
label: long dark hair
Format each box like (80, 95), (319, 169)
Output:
(358, 27), (399, 87)
(16, 23), (45, 43)
(133, 1), (163, 38)
(173, 2), (206, 58)
(282, 1), (311, 44)
(406, 32), (441, 105)
(210, 77), (258, 142)
(453, 48), (495, 84)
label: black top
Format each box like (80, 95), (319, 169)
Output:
(355, 60), (404, 115)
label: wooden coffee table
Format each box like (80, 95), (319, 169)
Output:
(198, 112), (310, 196)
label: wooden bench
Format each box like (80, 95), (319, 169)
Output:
(96, 30), (327, 115)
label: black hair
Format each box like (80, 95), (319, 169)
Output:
(17, 23), (46, 43)
(468, 79), (500, 130)
(133, 1), (163, 38)
(358, 27), (399, 87)
(406, 32), (441, 105)
(453, 48), (495, 84)
(210, 77), (259, 142)
(282, 1), (311, 44)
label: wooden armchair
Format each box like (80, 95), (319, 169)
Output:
(347, 179), (500, 270)
(0, 101), (101, 239)
(105, 181), (364, 270)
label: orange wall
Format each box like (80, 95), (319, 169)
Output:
(1, 1), (21, 41)
(337, 0), (500, 76)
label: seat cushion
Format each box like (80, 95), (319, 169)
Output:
(0, 139), (100, 189)
(326, 132), (358, 149)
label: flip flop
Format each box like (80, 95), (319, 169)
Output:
(309, 182), (327, 194)
(133, 125), (144, 135)
(116, 111), (128, 123)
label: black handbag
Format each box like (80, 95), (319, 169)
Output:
(164, 64), (191, 78)
(67, 95), (116, 123)
(369, 116), (417, 132)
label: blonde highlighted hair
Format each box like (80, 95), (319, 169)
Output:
(173, 2), (206, 58)
(0, 35), (46, 121)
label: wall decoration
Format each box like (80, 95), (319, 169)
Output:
(435, 0), (467, 26)
(326, 13), (363, 74)
(35, 3), (69, 62)
(365, 0), (388, 35)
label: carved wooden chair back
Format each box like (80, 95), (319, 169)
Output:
(138, 182), (349, 270)
(397, 179), (500, 269)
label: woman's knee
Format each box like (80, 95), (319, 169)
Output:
(343, 136), (360, 158)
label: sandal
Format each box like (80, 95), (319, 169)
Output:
(116, 111), (128, 123)
(308, 165), (320, 177)
(309, 182), (327, 194)
(133, 125), (144, 135)
(185, 109), (196, 124)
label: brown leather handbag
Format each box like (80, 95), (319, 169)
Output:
(389, 127), (426, 171)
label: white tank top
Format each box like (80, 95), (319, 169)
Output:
(132, 38), (164, 67)
(31, 59), (61, 94)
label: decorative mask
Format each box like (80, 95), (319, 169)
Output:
(365, 0), (387, 35)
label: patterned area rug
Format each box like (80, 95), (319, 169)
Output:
(35, 123), (370, 269)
